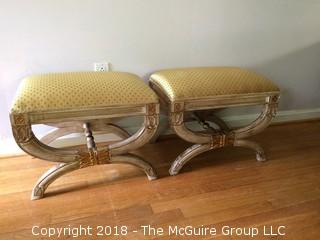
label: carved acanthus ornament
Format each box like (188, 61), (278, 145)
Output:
(170, 102), (184, 126)
(210, 132), (235, 149)
(78, 149), (111, 169)
(11, 114), (32, 143)
(146, 103), (159, 130)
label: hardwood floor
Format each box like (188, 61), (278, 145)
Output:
(0, 121), (319, 239)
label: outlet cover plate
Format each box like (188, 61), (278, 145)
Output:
(94, 62), (109, 72)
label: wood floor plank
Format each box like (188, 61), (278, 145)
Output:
(0, 121), (319, 239)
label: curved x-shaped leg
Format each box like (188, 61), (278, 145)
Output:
(233, 139), (266, 162)
(10, 104), (159, 200)
(31, 162), (80, 200)
(31, 153), (157, 200)
(169, 144), (212, 175)
(169, 96), (279, 175)
(111, 154), (157, 180)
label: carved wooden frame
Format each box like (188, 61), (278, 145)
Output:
(10, 103), (159, 200)
(150, 81), (280, 175)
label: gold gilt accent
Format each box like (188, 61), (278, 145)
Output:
(80, 122), (111, 168)
(12, 125), (32, 143)
(265, 96), (279, 118)
(11, 114), (32, 143)
(170, 112), (184, 126)
(210, 132), (235, 149)
(170, 102), (184, 126)
(147, 103), (157, 115)
(79, 149), (111, 169)
(146, 103), (159, 130)
(174, 102), (183, 112)
(271, 95), (280, 103)
(146, 115), (158, 130)
(13, 114), (28, 125)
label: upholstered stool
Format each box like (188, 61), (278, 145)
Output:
(149, 67), (280, 175)
(10, 72), (159, 200)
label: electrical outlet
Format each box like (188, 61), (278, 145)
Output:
(94, 62), (109, 72)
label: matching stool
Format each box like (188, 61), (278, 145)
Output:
(10, 68), (280, 199)
(10, 72), (160, 200)
(150, 67), (280, 175)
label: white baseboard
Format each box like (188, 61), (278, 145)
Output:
(224, 107), (320, 126)
(272, 108), (320, 123)
(1, 107), (319, 157)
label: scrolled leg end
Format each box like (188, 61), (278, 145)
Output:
(169, 167), (179, 176)
(169, 160), (182, 176)
(31, 186), (45, 200)
(146, 167), (157, 181)
(256, 150), (267, 162)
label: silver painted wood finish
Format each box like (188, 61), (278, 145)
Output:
(10, 103), (159, 200)
(150, 81), (280, 175)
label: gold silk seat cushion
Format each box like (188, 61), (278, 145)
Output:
(150, 67), (280, 102)
(11, 72), (158, 113)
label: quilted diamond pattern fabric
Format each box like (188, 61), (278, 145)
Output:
(150, 67), (279, 101)
(11, 72), (158, 113)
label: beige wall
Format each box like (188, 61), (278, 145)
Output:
(0, 0), (320, 141)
